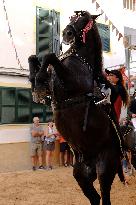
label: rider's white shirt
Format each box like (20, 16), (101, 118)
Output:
(131, 118), (136, 131)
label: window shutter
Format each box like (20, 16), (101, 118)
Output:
(36, 7), (60, 62)
(97, 23), (110, 52)
(51, 10), (60, 56)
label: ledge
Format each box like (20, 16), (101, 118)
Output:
(0, 67), (29, 77)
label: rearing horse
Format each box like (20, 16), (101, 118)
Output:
(28, 11), (125, 205)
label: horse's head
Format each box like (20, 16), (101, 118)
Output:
(28, 11), (103, 105)
(62, 11), (101, 45)
(28, 55), (52, 104)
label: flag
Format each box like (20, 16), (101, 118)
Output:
(116, 29), (119, 36)
(112, 24), (116, 32)
(104, 14), (108, 22)
(118, 33), (123, 41)
(96, 2), (100, 10)
(101, 9), (104, 14)
(92, 0), (96, 3)
(109, 20), (112, 26)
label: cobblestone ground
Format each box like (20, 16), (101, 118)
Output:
(0, 167), (136, 205)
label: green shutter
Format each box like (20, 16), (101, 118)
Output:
(0, 87), (53, 124)
(36, 7), (60, 62)
(51, 10), (60, 56)
(97, 23), (110, 52)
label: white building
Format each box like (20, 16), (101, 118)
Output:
(0, 0), (136, 172)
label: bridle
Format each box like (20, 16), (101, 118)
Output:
(69, 11), (94, 43)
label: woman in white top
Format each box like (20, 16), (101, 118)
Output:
(44, 121), (57, 170)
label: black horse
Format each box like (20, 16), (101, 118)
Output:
(120, 122), (136, 170)
(29, 11), (129, 205)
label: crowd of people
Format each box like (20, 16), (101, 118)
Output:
(30, 117), (74, 171)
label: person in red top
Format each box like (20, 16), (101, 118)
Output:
(105, 69), (129, 122)
(101, 70), (129, 151)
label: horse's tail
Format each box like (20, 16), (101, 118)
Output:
(117, 160), (125, 184)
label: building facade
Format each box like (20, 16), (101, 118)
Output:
(0, 0), (136, 171)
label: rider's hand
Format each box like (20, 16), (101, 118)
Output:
(132, 113), (136, 118)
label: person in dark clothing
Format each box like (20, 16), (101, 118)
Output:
(128, 90), (136, 167)
(101, 69), (129, 160)
(105, 69), (129, 122)
(129, 90), (136, 117)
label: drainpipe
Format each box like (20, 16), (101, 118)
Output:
(125, 47), (131, 95)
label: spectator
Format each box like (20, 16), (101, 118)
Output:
(128, 90), (136, 130)
(128, 90), (136, 171)
(30, 117), (44, 171)
(43, 121), (57, 170)
(57, 134), (70, 167)
(129, 90), (136, 114)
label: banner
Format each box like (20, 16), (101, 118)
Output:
(92, 0), (123, 41)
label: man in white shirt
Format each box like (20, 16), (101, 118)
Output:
(30, 117), (44, 170)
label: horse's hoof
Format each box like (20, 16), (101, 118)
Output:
(28, 55), (37, 61)
(28, 55), (40, 65)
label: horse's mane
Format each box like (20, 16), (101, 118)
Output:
(92, 21), (103, 79)
(70, 11), (103, 80)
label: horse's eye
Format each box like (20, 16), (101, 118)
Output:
(67, 31), (73, 36)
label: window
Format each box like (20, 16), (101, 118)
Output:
(123, 0), (136, 11)
(97, 23), (110, 52)
(0, 87), (53, 124)
(36, 7), (60, 62)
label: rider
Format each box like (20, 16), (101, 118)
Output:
(99, 69), (129, 157)
(104, 69), (129, 122)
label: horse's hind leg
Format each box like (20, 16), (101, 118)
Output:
(73, 161), (100, 205)
(97, 157), (117, 205)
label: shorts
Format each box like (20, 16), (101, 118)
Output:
(60, 142), (70, 153)
(44, 141), (55, 151)
(31, 142), (42, 156)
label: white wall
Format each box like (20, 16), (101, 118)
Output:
(0, 0), (35, 69)
(0, 125), (30, 144)
(0, 74), (30, 87)
(0, 0), (135, 70)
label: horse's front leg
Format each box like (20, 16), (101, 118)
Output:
(73, 161), (100, 205)
(36, 53), (65, 87)
(35, 54), (53, 88)
(28, 55), (41, 91)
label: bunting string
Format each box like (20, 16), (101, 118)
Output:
(2, 0), (24, 69)
(92, 0), (123, 41)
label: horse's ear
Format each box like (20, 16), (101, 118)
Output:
(91, 14), (101, 21)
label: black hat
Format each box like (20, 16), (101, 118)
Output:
(105, 69), (123, 82)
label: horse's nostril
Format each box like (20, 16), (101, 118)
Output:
(67, 31), (72, 36)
